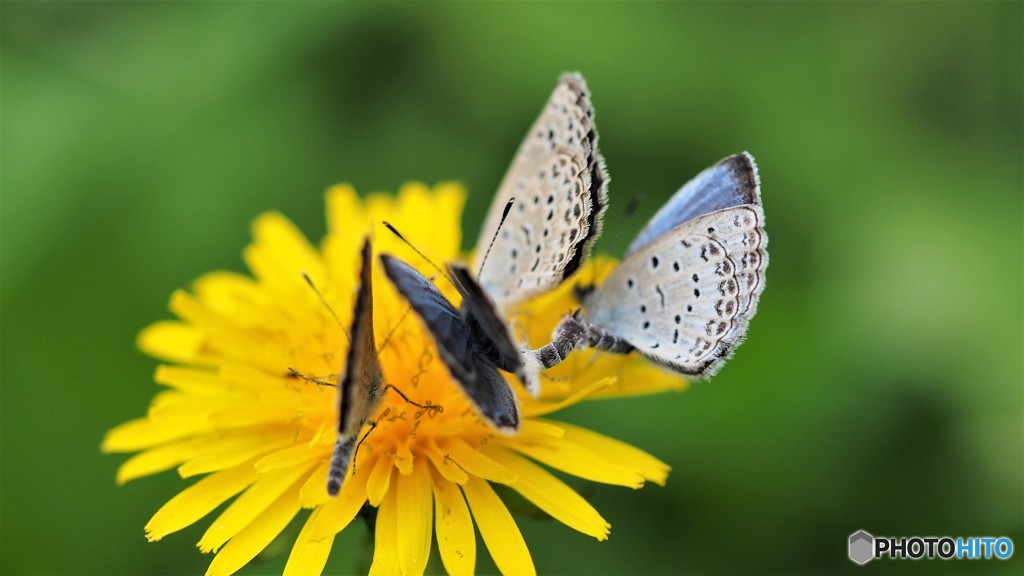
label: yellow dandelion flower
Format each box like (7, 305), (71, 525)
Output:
(104, 182), (684, 575)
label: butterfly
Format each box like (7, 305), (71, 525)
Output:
(474, 72), (608, 312)
(534, 152), (767, 377)
(380, 256), (527, 432)
(381, 72), (609, 431)
(325, 238), (384, 496)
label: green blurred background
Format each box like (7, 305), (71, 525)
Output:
(2, 2), (1021, 574)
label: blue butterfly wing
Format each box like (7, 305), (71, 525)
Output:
(626, 153), (760, 256)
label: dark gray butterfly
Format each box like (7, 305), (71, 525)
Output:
(533, 153), (768, 378)
(380, 254), (535, 433)
(327, 239), (384, 496)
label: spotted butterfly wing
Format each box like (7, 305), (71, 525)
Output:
(626, 153), (766, 318)
(474, 72), (608, 310)
(581, 153), (767, 376)
(328, 239), (384, 496)
(380, 254), (520, 432)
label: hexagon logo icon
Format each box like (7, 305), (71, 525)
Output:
(849, 530), (875, 565)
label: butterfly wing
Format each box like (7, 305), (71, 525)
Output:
(627, 153), (761, 256)
(380, 254), (476, 383)
(329, 238), (384, 496)
(579, 153), (767, 377)
(462, 356), (521, 433)
(583, 225), (757, 377)
(381, 255), (520, 432)
(449, 264), (539, 396)
(474, 72), (608, 309)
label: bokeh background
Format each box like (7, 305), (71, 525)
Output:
(2, 2), (1021, 575)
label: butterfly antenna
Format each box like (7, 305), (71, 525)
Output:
(377, 305), (413, 354)
(301, 271), (350, 344)
(577, 193), (643, 297)
(477, 198), (515, 277)
(610, 193), (643, 253)
(382, 222), (451, 284)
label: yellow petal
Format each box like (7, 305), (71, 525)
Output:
(147, 390), (236, 425)
(306, 463), (370, 541)
(461, 476), (535, 576)
(365, 453), (394, 507)
(442, 438), (518, 485)
(178, 434), (292, 478)
(521, 377), (615, 417)
(243, 213), (330, 321)
(207, 400), (300, 428)
(218, 363), (289, 392)
(283, 483), (368, 576)
(369, 480), (400, 576)
(487, 447), (610, 540)
(423, 441), (468, 485)
(517, 419), (565, 440)
(102, 417), (207, 453)
(551, 419), (671, 486)
(323, 184), (369, 282)
(192, 271), (274, 322)
(204, 475), (305, 576)
(169, 290), (235, 334)
(198, 461), (317, 553)
(116, 436), (212, 485)
(298, 460), (331, 508)
(495, 434), (644, 489)
(282, 505), (334, 576)
(396, 468), (433, 576)
(325, 183), (367, 239)
(154, 365), (233, 397)
(254, 443), (323, 474)
(432, 470), (475, 576)
(145, 459), (260, 541)
(585, 356), (689, 398)
(137, 321), (208, 366)
(394, 440), (414, 476)
(393, 182), (465, 259)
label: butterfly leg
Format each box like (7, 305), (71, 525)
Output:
(382, 384), (444, 417)
(288, 367), (338, 387)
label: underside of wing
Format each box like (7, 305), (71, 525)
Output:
(381, 255), (521, 432)
(584, 232), (747, 377)
(627, 153), (760, 256)
(330, 239), (384, 496)
(475, 72), (608, 310)
(681, 205), (768, 319)
(380, 254), (476, 384)
(339, 239), (384, 438)
(448, 265), (520, 364)
(462, 355), (520, 433)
